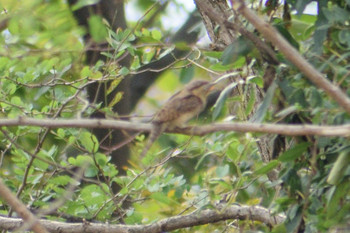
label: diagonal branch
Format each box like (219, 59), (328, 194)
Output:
(0, 117), (350, 137)
(0, 179), (48, 233)
(231, 0), (350, 113)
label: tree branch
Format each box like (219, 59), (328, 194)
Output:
(0, 179), (48, 233)
(231, 0), (350, 114)
(0, 117), (349, 137)
(0, 204), (285, 233)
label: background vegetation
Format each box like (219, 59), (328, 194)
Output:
(0, 0), (349, 232)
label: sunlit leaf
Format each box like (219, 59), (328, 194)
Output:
(80, 66), (92, 78)
(107, 78), (122, 95)
(108, 92), (123, 108)
(151, 29), (162, 40)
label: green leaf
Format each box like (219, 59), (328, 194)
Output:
(250, 81), (277, 123)
(11, 96), (23, 106)
(202, 50), (223, 59)
(310, 88), (323, 107)
(290, 14), (317, 41)
(108, 92), (123, 108)
(95, 153), (108, 166)
(210, 57), (246, 71)
(81, 184), (105, 206)
(51, 175), (72, 186)
(216, 164), (229, 177)
(150, 192), (177, 205)
(290, 89), (308, 108)
(247, 76), (263, 88)
(221, 36), (253, 65)
(74, 155), (94, 166)
(212, 82), (238, 120)
(131, 56), (141, 70)
(285, 204), (303, 233)
(151, 29), (162, 40)
(78, 132), (99, 153)
(273, 19), (300, 50)
(180, 66), (194, 84)
(142, 48), (155, 64)
(118, 67), (129, 75)
(80, 66), (92, 78)
(33, 157), (49, 171)
(3, 82), (17, 95)
(103, 164), (118, 177)
(327, 147), (350, 185)
(124, 210), (143, 224)
(107, 78), (122, 95)
(84, 166), (98, 177)
(254, 160), (279, 176)
(275, 106), (298, 119)
(279, 142), (311, 162)
(88, 15), (108, 42)
(71, 0), (100, 11)
(157, 46), (175, 59)
(57, 128), (66, 138)
(326, 180), (350, 219)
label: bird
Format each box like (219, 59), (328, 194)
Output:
(140, 80), (215, 158)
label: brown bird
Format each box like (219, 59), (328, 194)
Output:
(140, 80), (215, 158)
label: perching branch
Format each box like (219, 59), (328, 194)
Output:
(231, 0), (350, 114)
(0, 117), (349, 137)
(0, 204), (285, 233)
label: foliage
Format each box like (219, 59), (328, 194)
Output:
(0, 0), (349, 232)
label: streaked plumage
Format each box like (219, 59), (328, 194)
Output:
(140, 80), (214, 158)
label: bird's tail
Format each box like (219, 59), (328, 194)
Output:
(140, 123), (166, 158)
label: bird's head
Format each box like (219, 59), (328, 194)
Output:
(186, 80), (215, 98)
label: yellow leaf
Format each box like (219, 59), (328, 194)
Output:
(108, 92), (123, 108)
(167, 189), (176, 198)
(246, 198), (262, 205)
(107, 78), (122, 95)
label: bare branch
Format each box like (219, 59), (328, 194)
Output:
(0, 179), (48, 233)
(0, 117), (349, 136)
(0, 204), (285, 233)
(231, 0), (350, 114)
